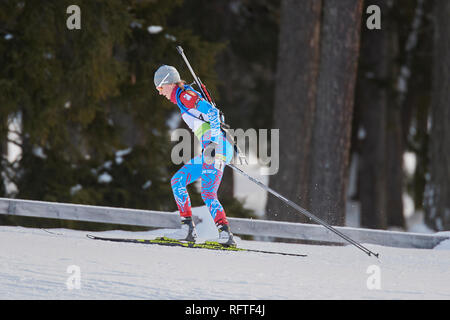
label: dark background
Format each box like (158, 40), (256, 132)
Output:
(0, 0), (448, 232)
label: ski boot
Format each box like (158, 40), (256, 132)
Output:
(217, 223), (236, 247)
(164, 216), (198, 242)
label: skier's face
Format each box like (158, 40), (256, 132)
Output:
(157, 84), (175, 100)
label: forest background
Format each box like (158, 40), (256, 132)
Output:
(0, 0), (448, 233)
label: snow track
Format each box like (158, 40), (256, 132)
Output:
(1, 224), (450, 300)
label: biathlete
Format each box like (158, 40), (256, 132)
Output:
(154, 65), (236, 246)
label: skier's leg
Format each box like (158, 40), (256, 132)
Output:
(200, 164), (236, 245)
(200, 162), (228, 225)
(170, 155), (202, 218)
(200, 135), (236, 245)
(166, 155), (202, 241)
(200, 133), (234, 224)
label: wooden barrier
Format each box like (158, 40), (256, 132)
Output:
(0, 197), (448, 249)
(0, 197), (181, 228)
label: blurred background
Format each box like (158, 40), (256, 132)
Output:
(0, 0), (448, 233)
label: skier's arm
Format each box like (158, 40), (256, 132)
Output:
(197, 99), (221, 145)
(197, 99), (226, 171)
(178, 89), (222, 145)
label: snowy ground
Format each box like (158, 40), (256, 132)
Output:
(1, 207), (450, 300)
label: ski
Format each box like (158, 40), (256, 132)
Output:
(86, 234), (306, 257)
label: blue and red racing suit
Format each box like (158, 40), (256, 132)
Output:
(169, 84), (234, 226)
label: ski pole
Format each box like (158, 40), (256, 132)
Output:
(176, 45), (246, 163)
(176, 46), (215, 106)
(228, 163), (380, 258)
(176, 46), (226, 123)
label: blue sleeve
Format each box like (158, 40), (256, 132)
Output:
(197, 99), (221, 144)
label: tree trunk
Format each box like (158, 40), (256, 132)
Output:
(424, 0), (450, 230)
(385, 104), (405, 228)
(0, 120), (6, 196)
(355, 0), (391, 229)
(265, 0), (322, 222)
(308, 0), (363, 226)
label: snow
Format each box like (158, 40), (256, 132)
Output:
(5, 113), (22, 195)
(233, 163), (268, 217)
(164, 34), (177, 42)
(115, 148), (132, 164)
(167, 111), (182, 130)
(357, 126), (366, 140)
(1, 206), (449, 300)
(147, 26), (163, 34)
(70, 184), (82, 196)
(434, 233), (450, 250)
(142, 180), (152, 190)
(32, 146), (47, 159)
(406, 211), (435, 234)
(130, 21), (142, 29)
(97, 172), (112, 184)
(7, 113), (22, 164)
(403, 152), (416, 176)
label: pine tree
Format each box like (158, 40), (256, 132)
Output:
(0, 0), (223, 228)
